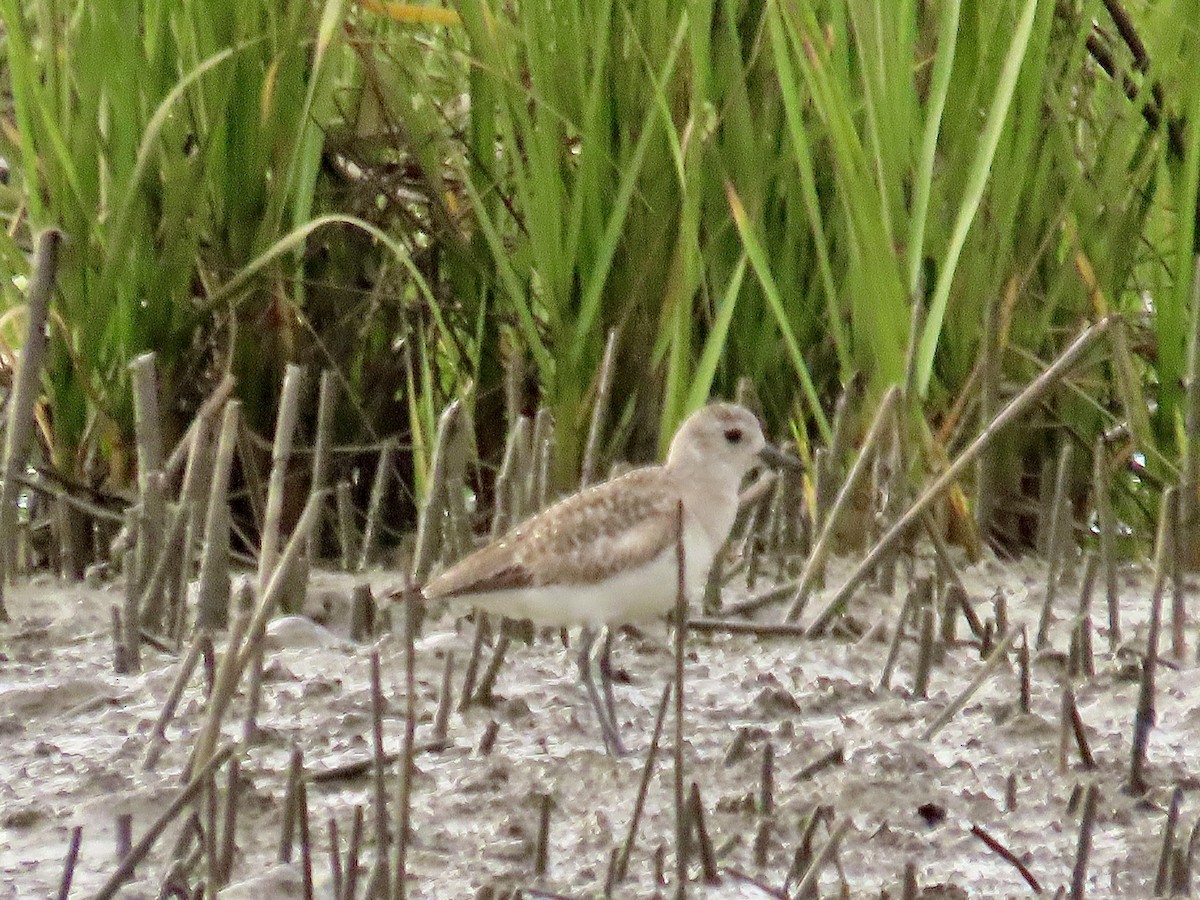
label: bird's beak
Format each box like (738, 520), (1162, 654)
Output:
(757, 444), (804, 470)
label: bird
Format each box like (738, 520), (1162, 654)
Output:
(417, 401), (797, 755)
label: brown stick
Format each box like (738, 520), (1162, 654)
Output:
(392, 584), (419, 900)
(807, 316), (1114, 634)
(969, 823), (1043, 894)
(93, 745), (235, 900)
(1069, 783), (1100, 899)
(673, 500), (687, 899)
(615, 682), (672, 882)
(56, 825), (82, 900)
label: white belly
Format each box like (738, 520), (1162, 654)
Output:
(465, 523), (718, 628)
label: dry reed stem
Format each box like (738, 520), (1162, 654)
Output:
(580, 329), (618, 488)
(136, 497), (193, 632)
(336, 480), (355, 571)
(758, 742), (774, 815)
(328, 816), (343, 899)
(1178, 255), (1200, 572)
(808, 316), (1115, 633)
(920, 628), (1019, 741)
(1069, 782), (1100, 900)
(976, 287), (1000, 536)
(298, 780), (314, 900)
(913, 606), (936, 699)
(56, 825), (82, 900)
(144, 630), (214, 770)
(218, 754), (240, 886)
(368, 650), (391, 895)
(342, 806), (364, 900)
(308, 370), (338, 562)
(411, 400), (461, 583)
(477, 720), (500, 755)
(779, 387), (899, 623)
(259, 364), (304, 592)
(122, 538), (141, 674)
(430, 650), (455, 748)
(491, 416), (531, 538)
(93, 744), (235, 900)
(880, 579), (927, 691)
(190, 491), (325, 772)
(392, 586), (419, 900)
(1127, 652), (1156, 796)
(1092, 439), (1120, 649)
(1148, 488), (1178, 664)
(1036, 444), (1074, 649)
(673, 500), (688, 899)
(1154, 786), (1185, 894)
(1018, 626), (1032, 715)
(796, 745), (845, 782)
(530, 409), (554, 512)
(197, 401), (242, 629)
(358, 442), (395, 572)
(688, 784), (720, 885)
(791, 815), (851, 899)
(615, 681), (672, 882)
(279, 745), (304, 863)
(534, 793), (552, 878)
(969, 823), (1042, 893)
(130, 352), (165, 595)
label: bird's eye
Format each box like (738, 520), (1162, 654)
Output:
(723, 428), (744, 444)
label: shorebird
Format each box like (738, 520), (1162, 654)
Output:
(419, 402), (796, 755)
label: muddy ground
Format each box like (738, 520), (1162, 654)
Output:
(1, 552), (1196, 898)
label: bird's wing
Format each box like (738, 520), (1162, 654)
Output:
(422, 467), (680, 599)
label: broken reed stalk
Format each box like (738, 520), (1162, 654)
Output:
(342, 805), (365, 900)
(969, 823), (1042, 894)
(359, 441), (395, 572)
(392, 586), (419, 900)
(673, 500), (688, 899)
(529, 406), (555, 512)
(431, 651), (455, 747)
(1015, 628), (1032, 718)
(1148, 488), (1178, 663)
(218, 754), (240, 885)
(298, 780), (314, 900)
(1127, 651), (1156, 796)
(923, 516), (984, 638)
(56, 825), (82, 900)
(336, 480), (355, 570)
(144, 630), (214, 770)
(1063, 685), (1097, 769)
(369, 650), (392, 895)
(93, 744), (235, 900)
(1070, 553), (1099, 680)
(580, 329), (618, 488)
(473, 628), (511, 706)
(879, 578), (927, 691)
(328, 816), (343, 899)
(1179, 255), (1200, 575)
(688, 784), (720, 885)
(135, 495), (194, 633)
(411, 400), (461, 583)
(130, 353), (166, 600)
(1035, 443), (1074, 649)
(1069, 783), (1100, 900)
(191, 491), (326, 773)
(913, 606), (936, 699)
(780, 387), (899, 623)
(791, 815), (852, 898)
(534, 793), (552, 878)
(1092, 439), (1120, 649)
(121, 532), (141, 674)
(197, 401), (242, 630)
(280, 745), (304, 863)
(308, 370), (338, 562)
(259, 364), (304, 592)
(759, 742), (774, 815)
(492, 417), (531, 540)
(616, 681), (672, 882)
(920, 628), (1018, 740)
(807, 316), (1115, 634)
(0, 229), (62, 619)
(1155, 786), (1185, 895)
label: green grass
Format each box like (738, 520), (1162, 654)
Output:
(0, 0), (1197, 548)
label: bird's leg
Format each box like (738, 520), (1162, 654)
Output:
(577, 625), (625, 756)
(598, 626), (622, 746)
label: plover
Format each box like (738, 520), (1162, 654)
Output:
(419, 402), (794, 754)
